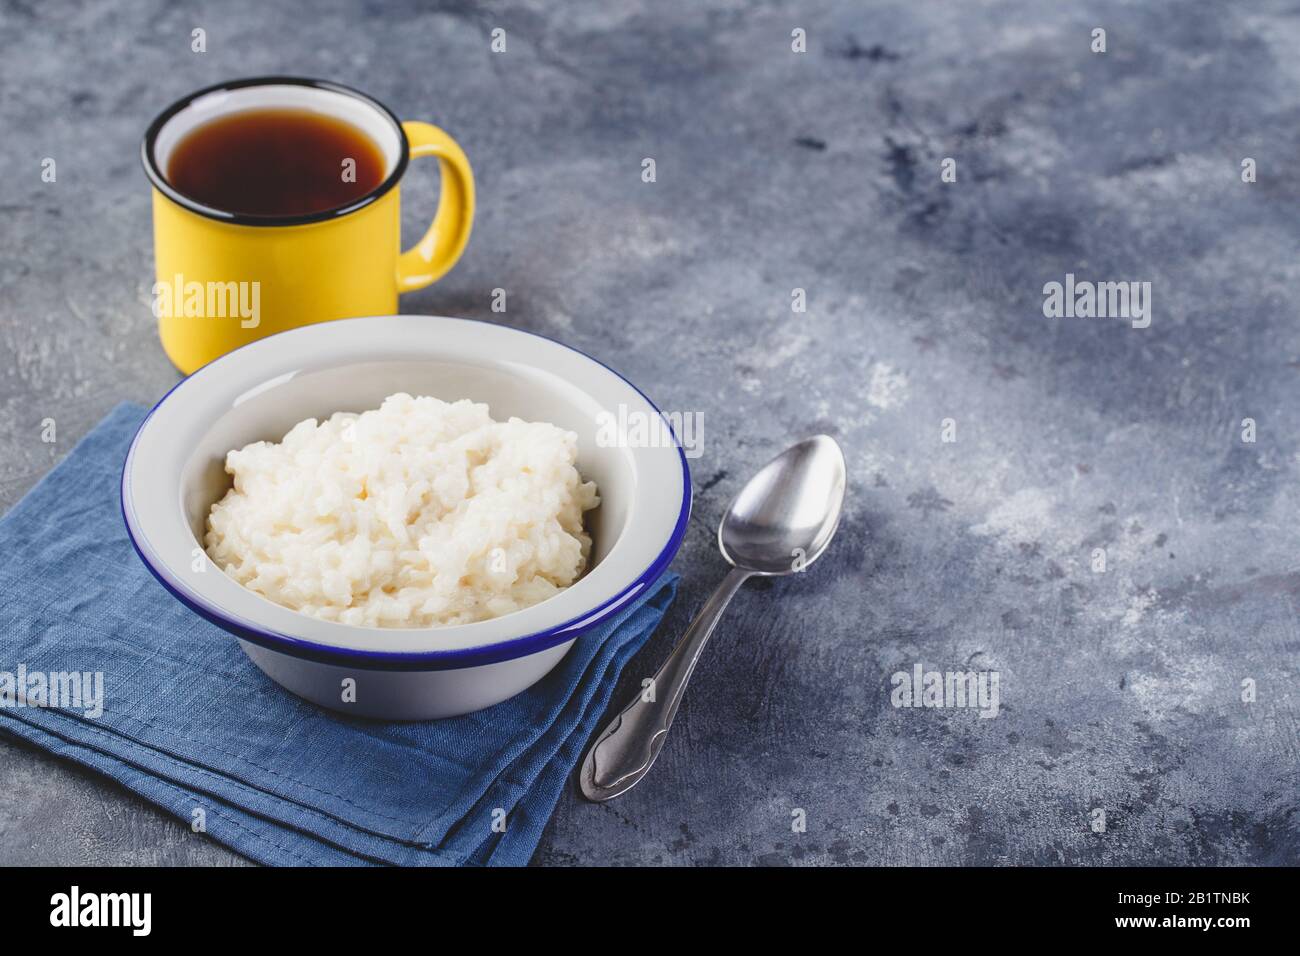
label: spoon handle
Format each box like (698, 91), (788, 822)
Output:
(579, 566), (751, 801)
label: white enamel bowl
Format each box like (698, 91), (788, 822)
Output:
(121, 316), (691, 719)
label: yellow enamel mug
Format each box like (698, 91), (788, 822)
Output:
(141, 77), (474, 374)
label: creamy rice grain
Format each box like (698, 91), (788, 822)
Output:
(203, 393), (599, 628)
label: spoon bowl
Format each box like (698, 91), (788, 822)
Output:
(720, 435), (847, 575)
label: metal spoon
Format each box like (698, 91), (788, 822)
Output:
(579, 435), (848, 801)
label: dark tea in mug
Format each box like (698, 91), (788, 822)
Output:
(166, 108), (387, 217)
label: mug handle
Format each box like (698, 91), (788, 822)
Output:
(396, 121), (475, 292)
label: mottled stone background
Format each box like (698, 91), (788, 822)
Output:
(1, 0), (1297, 865)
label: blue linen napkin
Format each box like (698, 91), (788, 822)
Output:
(0, 403), (677, 866)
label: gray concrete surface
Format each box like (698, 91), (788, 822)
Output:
(1, 0), (1298, 866)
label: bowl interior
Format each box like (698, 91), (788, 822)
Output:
(124, 315), (690, 661)
(180, 358), (633, 575)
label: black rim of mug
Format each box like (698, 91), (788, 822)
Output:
(141, 75), (412, 227)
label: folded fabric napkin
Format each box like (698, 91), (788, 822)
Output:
(0, 403), (677, 866)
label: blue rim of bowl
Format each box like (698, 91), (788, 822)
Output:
(120, 317), (692, 672)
